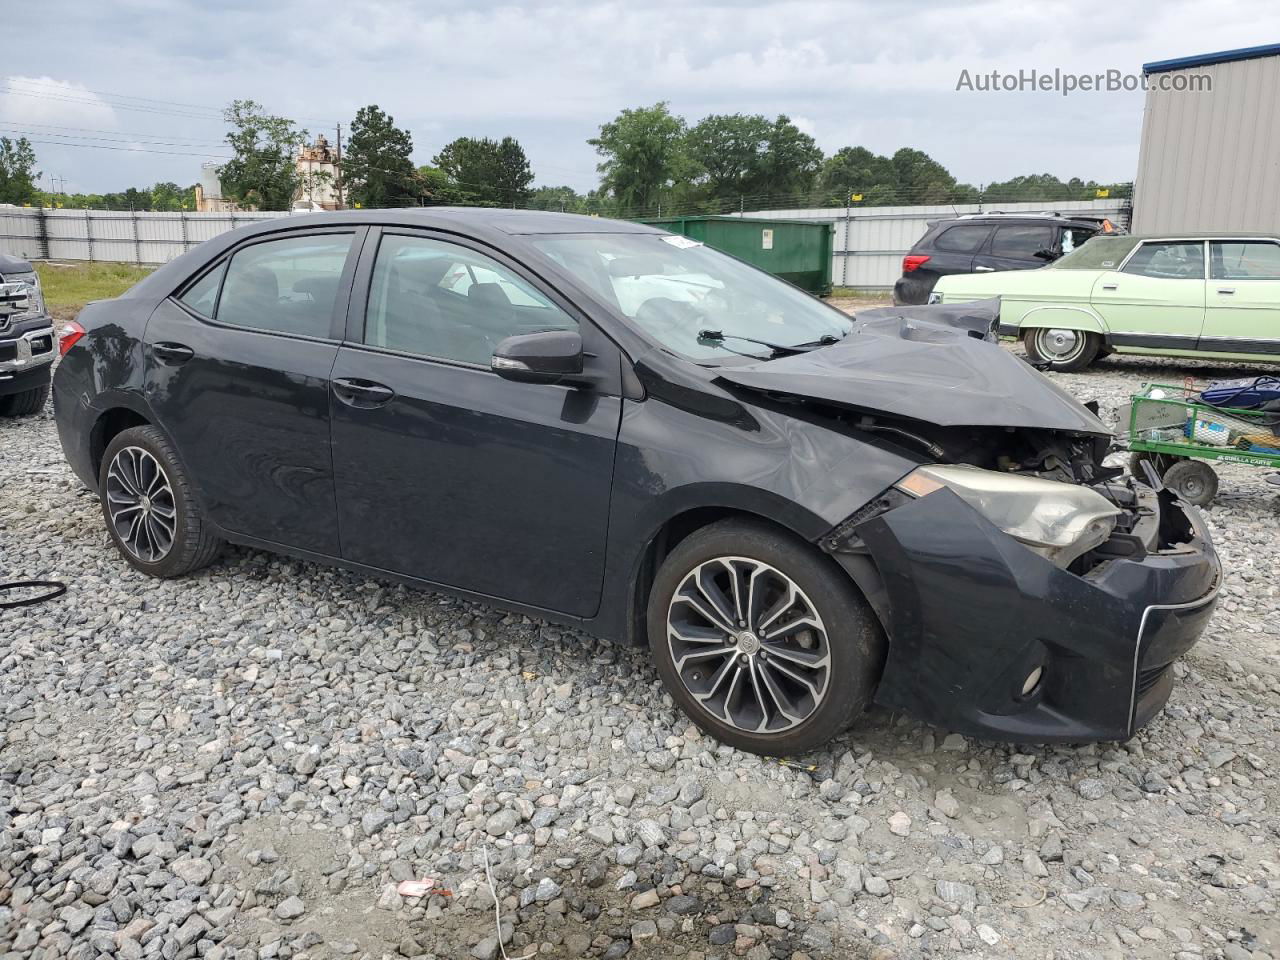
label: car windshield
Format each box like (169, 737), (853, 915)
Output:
(529, 232), (853, 361)
(1048, 235), (1140, 270)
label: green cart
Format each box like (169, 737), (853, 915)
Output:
(1126, 382), (1280, 505)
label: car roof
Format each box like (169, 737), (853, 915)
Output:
(236, 207), (665, 238)
(939, 213), (1103, 226)
(1125, 232), (1280, 241)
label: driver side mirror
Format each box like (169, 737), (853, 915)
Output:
(1033, 247), (1060, 261)
(491, 329), (584, 384)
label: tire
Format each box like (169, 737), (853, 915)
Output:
(1162, 459), (1219, 507)
(98, 425), (223, 578)
(0, 384), (50, 417)
(647, 518), (885, 757)
(1023, 327), (1101, 372)
(1129, 452), (1183, 481)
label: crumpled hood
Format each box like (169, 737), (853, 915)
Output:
(713, 299), (1110, 435)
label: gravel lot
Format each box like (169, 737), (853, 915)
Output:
(3, 344), (1280, 960)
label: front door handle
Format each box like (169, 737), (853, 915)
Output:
(332, 377), (395, 408)
(1217, 287), (1236, 295)
(974, 265), (995, 272)
(152, 342), (194, 364)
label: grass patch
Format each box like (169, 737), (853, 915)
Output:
(35, 261), (154, 319)
(828, 286), (892, 300)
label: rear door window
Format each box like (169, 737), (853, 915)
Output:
(216, 233), (355, 338)
(932, 224), (992, 253)
(990, 224), (1056, 259)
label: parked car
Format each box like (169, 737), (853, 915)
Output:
(53, 210), (1219, 756)
(0, 253), (55, 417)
(931, 233), (1280, 371)
(892, 213), (1118, 306)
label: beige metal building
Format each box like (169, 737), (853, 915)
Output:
(1132, 43), (1280, 233)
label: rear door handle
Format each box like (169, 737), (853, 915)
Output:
(152, 342), (194, 364)
(974, 265), (995, 272)
(332, 377), (395, 408)
(1217, 287), (1236, 295)
(1101, 284), (1118, 291)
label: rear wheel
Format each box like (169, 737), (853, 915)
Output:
(0, 384), (50, 417)
(647, 519), (884, 757)
(99, 425), (223, 577)
(1024, 327), (1100, 372)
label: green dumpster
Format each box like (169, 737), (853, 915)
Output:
(640, 215), (834, 296)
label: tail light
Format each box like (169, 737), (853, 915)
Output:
(902, 254), (930, 273)
(58, 320), (85, 356)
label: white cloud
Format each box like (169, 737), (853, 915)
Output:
(4, 1), (1280, 194)
(0, 75), (119, 130)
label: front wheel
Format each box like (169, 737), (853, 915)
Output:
(647, 519), (885, 757)
(0, 384), (50, 417)
(1023, 327), (1101, 372)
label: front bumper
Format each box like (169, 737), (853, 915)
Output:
(836, 486), (1219, 742)
(0, 322), (55, 396)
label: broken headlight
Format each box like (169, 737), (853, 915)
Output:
(895, 464), (1120, 568)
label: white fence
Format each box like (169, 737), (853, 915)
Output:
(735, 198), (1131, 289)
(0, 207), (289, 265)
(0, 198), (1132, 290)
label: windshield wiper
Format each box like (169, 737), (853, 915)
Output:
(697, 329), (809, 357)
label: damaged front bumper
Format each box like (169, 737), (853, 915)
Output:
(828, 485), (1219, 743)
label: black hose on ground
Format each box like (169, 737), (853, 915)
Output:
(0, 580), (67, 609)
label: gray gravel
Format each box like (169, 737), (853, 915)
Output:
(2, 346), (1280, 960)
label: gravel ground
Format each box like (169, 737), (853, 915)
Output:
(3, 345), (1280, 960)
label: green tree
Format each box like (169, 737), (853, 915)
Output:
(493, 137), (534, 206)
(344, 105), (418, 208)
(818, 146), (898, 203)
(415, 165), (466, 205)
(588, 103), (686, 213)
(755, 115), (822, 199)
(0, 137), (39, 205)
(218, 99), (307, 210)
(433, 136), (535, 206)
(890, 148), (976, 204)
(527, 185), (583, 212)
(683, 113), (773, 201)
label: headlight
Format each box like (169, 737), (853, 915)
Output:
(5, 271), (45, 319)
(895, 464), (1120, 568)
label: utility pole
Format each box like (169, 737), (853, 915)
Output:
(335, 123), (344, 209)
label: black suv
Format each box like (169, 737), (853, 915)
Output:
(0, 253), (55, 417)
(892, 214), (1115, 305)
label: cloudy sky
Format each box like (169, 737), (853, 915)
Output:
(2, 0), (1275, 198)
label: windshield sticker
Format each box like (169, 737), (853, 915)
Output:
(662, 235), (704, 249)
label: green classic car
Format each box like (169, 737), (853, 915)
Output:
(931, 234), (1280, 370)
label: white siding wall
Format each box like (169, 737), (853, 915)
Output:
(1133, 55), (1280, 233)
(1, 200), (1130, 290)
(737, 198), (1130, 289)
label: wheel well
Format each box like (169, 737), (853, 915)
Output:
(91, 408), (150, 479)
(626, 507), (806, 647)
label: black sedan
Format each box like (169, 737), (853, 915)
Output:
(52, 209), (1220, 756)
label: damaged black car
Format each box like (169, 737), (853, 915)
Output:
(51, 209), (1220, 756)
